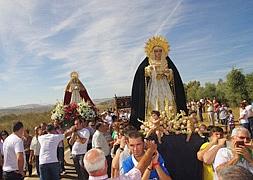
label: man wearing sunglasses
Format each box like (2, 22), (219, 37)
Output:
(213, 127), (253, 180)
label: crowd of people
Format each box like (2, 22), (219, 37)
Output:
(0, 103), (253, 180)
(187, 98), (253, 136)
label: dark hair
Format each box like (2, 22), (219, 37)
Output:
(210, 126), (223, 136)
(112, 115), (117, 122)
(95, 122), (103, 130)
(207, 125), (215, 132)
(127, 130), (144, 142)
(46, 124), (55, 132)
(12, 121), (24, 132)
(240, 102), (246, 108)
(151, 110), (160, 117)
(0, 130), (9, 137)
(228, 110), (232, 113)
(122, 125), (137, 137)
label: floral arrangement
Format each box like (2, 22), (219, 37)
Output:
(51, 101), (65, 121)
(64, 102), (79, 122)
(51, 100), (96, 128)
(139, 110), (192, 142)
(77, 100), (96, 120)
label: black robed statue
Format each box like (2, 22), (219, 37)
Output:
(130, 36), (203, 180)
(130, 36), (187, 128)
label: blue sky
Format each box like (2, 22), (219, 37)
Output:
(0, 0), (253, 107)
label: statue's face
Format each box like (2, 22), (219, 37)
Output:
(152, 113), (159, 120)
(153, 46), (163, 60)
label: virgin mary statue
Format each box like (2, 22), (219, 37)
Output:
(130, 36), (187, 128)
(63, 71), (95, 106)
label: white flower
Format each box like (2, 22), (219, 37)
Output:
(77, 100), (96, 120)
(51, 101), (65, 120)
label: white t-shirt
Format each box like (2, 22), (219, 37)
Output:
(3, 134), (25, 172)
(219, 107), (228, 120)
(30, 136), (41, 156)
(246, 105), (253, 118)
(105, 115), (112, 125)
(38, 133), (64, 165)
(239, 109), (249, 124)
(72, 128), (90, 155)
(213, 147), (253, 180)
(92, 130), (110, 156)
(207, 105), (214, 112)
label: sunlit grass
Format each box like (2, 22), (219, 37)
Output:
(0, 112), (51, 134)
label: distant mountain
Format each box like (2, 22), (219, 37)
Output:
(93, 98), (113, 104)
(0, 104), (53, 117)
(8, 104), (52, 109)
(0, 98), (115, 117)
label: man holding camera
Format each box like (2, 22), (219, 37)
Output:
(213, 127), (253, 180)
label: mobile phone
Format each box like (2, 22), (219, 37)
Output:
(235, 141), (245, 147)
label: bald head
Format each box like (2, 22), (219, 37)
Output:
(84, 148), (106, 174)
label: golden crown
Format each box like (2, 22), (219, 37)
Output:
(70, 71), (79, 79)
(144, 35), (170, 58)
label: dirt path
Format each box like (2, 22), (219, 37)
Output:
(25, 149), (77, 180)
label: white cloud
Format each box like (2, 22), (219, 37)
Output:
(1, 0), (253, 106)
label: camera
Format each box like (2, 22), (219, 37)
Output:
(235, 141), (245, 147)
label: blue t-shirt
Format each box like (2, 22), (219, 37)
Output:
(122, 154), (170, 180)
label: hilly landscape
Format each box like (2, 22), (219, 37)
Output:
(0, 98), (115, 133)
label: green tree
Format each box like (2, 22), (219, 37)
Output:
(203, 82), (217, 99)
(185, 81), (201, 101)
(216, 79), (228, 103)
(226, 68), (248, 106)
(245, 72), (253, 102)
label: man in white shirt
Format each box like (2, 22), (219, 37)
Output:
(219, 104), (228, 126)
(239, 102), (250, 130)
(92, 122), (111, 177)
(3, 121), (25, 180)
(29, 126), (41, 176)
(69, 119), (90, 180)
(105, 112), (113, 125)
(213, 127), (253, 180)
(38, 124), (72, 180)
(246, 102), (253, 138)
(84, 141), (157, 180)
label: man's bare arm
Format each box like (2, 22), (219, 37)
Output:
(203, 138), (226, 164)
(136, 141), (157, 175)
(197, 141), (216, 161)
(17, 152), (25, 175)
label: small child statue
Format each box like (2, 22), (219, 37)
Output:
(145, 110), (164, 144)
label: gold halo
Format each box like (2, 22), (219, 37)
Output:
(70, 71), (79, 79)
(145, 35), (170, 58)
